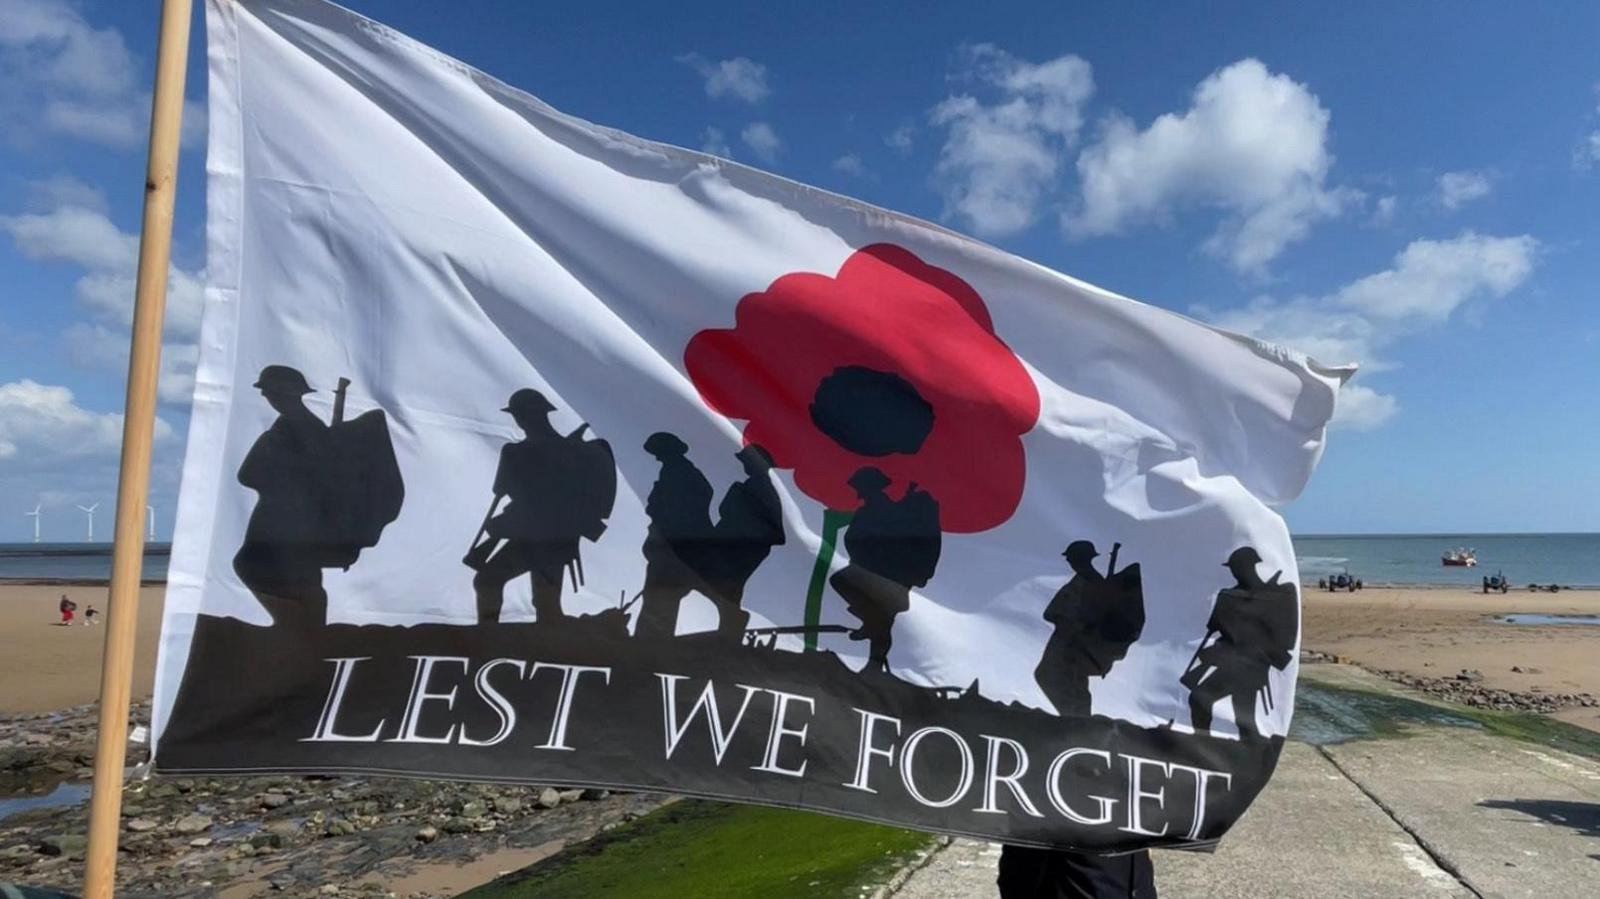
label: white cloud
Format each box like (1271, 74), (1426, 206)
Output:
(677, 53), (771, 104)
(740, 121), (781, 162)
(1369, 194), (1398, 227)
(1204, 232), (1538, 429)
(885, 123), (914, 156)
(0, 0), (204, 149)
(1330, 384), (1398, 431)
(1, 204), (138, 271)
(1436, 170), (1493, 210)
(1575, 131), (1600, 170)
(0, 378), (172, 463)
(1331, 232), (1535, 323)
(0, 199), (204, 401)
(929, 44), (1094, 237)
(831, 153), (868, 178)
(1068, 59), (1354, 274)
(24, 174), (107, 213)
(699, 126), (732, 158)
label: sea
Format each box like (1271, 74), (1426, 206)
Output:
(0, 543), (171, 582)
(1, 535), (1597, 588)
(1292, 534), (1600, 589)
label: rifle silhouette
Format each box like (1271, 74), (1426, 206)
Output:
(463, 496), (503, 569)
(331, 377), (351, 425)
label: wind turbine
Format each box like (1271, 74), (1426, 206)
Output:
(76, 503), (99, 542)
(146, 505), (156, 541)
(24, 505), (41, 543)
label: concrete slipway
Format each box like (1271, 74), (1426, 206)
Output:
(892, 663), (1600, 898)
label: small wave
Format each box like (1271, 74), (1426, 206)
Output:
(1296, 556), (1350, 574)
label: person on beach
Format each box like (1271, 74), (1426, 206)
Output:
(84, 605), (99, 625)
(57, 594), (76, 626)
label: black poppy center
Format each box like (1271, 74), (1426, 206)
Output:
(809, 365), (935, 457)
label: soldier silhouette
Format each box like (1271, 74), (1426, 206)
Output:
(465, 388), (616, 624)
(636, 432), (716, 640)
(1033, 540), (1146, 717)
(702, 444), (786, 638)
(829, 467), (941, 673)
(1182, 547), (1299, 740)
(234, 365), (403, 627)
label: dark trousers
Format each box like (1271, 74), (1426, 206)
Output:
(998, 847), (1156, 899)
(1187, 673), (1261, 740)
(235, 546), (326, 627)
(472, 540), (565, 624)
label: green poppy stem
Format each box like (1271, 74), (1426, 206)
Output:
(803, 509), (851, 652)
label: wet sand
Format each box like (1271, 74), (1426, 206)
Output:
(1301, 586), (1600, 732)
(0, 584), (165, 714)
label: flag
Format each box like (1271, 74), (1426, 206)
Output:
(154, 0), (1350, 851)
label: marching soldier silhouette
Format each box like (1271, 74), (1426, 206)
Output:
(1182, 547), (1299, 740)
(1033, 540), (1146, 717)
(829, 467), (941, 673)
(637, 432), (716, 640)
(234, 365), (404, 627)
(703, 444), (786, 638)
(465, 388), (616, 624)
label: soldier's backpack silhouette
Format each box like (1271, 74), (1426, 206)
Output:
(858, 482), (941, 594)
(566, 425), (617, 546)
(1080, 558), (1145, 673)
(318, 378), (405, 568)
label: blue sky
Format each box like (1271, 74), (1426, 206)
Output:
(1, 0), (1597, 540)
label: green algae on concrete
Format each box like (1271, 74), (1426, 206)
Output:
(460, 800), (936, 899)
(1294, 680), (1600, 759)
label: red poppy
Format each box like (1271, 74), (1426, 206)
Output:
(684, 243), (1040, 533)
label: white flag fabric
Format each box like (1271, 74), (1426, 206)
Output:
(154, 0), (1350, 851)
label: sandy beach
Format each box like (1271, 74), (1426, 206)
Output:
(2, 582), (1595, 726)
(0, 584), (165, 714)
(1301, 586), (1600, 732)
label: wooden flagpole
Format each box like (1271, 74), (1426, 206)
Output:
(82, 0), (194, 895)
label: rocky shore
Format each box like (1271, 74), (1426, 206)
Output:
(1301, 650), (1600, 715)
(1, 703), (666, 898)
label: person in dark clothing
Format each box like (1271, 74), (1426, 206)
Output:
(1034, 540), (1145, 717)
(829, 467), (941, 673)
(998, 846), (1157, 899)
(703, 444), (786, 639)
(467, 388), (615, 624)
(1182, 547), (1298, 740)
(636, 432), (716, 640)
(233, 366), (335, 627)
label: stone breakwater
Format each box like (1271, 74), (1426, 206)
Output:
(1, 704), (665, 898)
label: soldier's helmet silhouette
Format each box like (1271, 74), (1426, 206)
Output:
(848, 466), (891, 497)
(1225, 546), (1264, 580)
(1062, 540), (1099, 563)
(737, 443), (775, 473)
(253, 365), (313, 396)
(645, 431), (690, 459)
(502, 388), (556, 419)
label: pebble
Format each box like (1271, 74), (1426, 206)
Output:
(176, 814), (214, 835)
(0, 700), (657, 897)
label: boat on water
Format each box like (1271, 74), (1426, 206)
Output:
(1442, 547), (1477, 567)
